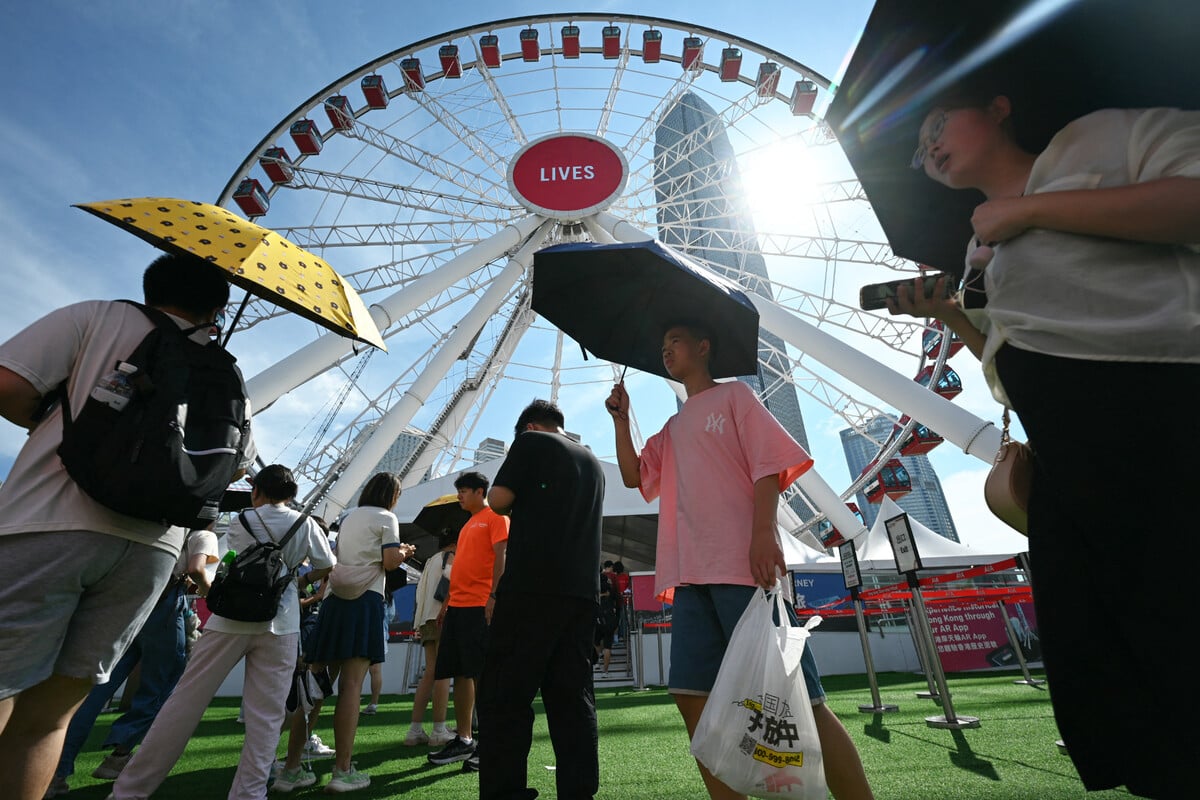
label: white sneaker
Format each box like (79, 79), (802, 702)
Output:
(304, 734), (335, 758)
(360, 703), (378, 716)
(273, 765), (317, 792)
(402, 728), (429, 746)
(325, 763), (370, 793)
(429, 728), (457, 746)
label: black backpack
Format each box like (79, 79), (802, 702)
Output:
(57, 301), (250, 528)
(205, 510), (309, 623)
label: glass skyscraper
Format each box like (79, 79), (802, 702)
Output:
(654, 92), (812, 516)
(839, 416), (959, 541)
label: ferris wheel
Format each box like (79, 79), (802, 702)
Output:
(217, 13), (1000, 543)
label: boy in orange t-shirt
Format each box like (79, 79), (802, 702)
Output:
(428, 471), (509, 768)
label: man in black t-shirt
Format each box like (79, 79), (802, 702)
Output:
(479, 399), (605, 800)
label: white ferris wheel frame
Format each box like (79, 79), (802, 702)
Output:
(216, 13), (1001, 545)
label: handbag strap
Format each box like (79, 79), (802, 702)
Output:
(1000, 407), (1013, 445)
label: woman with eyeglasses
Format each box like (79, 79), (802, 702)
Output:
(889, 87), (1200, 800)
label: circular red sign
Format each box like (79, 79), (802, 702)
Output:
(507, 134), (627, 219)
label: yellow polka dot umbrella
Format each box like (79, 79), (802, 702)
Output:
(74, 197), (387, 351)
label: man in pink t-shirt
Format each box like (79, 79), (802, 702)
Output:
(608, 320), (874, 800)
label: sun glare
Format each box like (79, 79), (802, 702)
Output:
(738, 138), (828, 234)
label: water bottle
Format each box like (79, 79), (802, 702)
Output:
(90, 362), (138, 411)
(216, 548), (237, 579)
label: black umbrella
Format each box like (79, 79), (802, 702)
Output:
(397, 493), (470, 564)
(826, 0), (1200, 279)
(532, 240), (760, 380)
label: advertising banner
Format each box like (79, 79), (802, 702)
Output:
(926, 601), (1040, 671)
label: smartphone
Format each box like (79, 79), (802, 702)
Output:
(859, 274), (953, 311)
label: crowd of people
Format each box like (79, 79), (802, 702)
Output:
(3, 80), (1193, 800)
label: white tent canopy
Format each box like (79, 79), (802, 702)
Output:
(850, 496), (1024, 571)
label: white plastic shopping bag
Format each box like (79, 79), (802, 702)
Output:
(690, 583), (826, 799)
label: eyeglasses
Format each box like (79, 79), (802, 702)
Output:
(910, 109), (949, 170)
(211, 308), (227, 331)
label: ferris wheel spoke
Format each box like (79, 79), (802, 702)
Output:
(277, 163), (518, 221)
(343, 116), (511, 202)
(275, 220), (508, 250)
(465, 37), (529, 147)
(319, 221), (551, 510)
(595, 46), (633, 138)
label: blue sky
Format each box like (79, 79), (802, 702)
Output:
(0, 1), (1029, 555)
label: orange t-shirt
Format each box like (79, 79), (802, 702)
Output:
(447, 506), (509, 607)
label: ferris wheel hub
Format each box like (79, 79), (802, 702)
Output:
(507, 133), (628, 222)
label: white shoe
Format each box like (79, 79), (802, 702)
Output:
(429, 728), (457, 746)
(325, 763), (370, 793)
(402, 728), (429, 746)
(273, 765), (318, 792)
(360, 703), (378, 716)
(304, 734), (335, 758)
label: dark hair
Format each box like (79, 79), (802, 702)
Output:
(143, 252), (230, 316)
(311, 516), (331, 536)
(613, 561), (626, 574)
(437, 526), (459, 549)
(253, 464), (298, 503)
(663, 318), (719, 362)
(603, 560), (614, 569)
(514, 399), (565, 438)
(358, 472), (401, 509)
(453, 470), (490, 493)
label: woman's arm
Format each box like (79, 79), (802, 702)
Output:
(887, 275), (987, 361)
(972, 177), (1200, 245)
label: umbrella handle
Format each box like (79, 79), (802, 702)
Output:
(221, 294), (251, 348)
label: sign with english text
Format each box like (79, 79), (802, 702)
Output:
(507, 133), (628, 219)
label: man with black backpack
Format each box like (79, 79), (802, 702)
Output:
(111, 464), (333, 800)
(0, 252), (255, 800)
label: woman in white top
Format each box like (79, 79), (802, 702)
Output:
(403, 527), (458, 747)
(111, 465), (335, 800)
(303, 472), (414, 793)
(893, 87), (1200, 799)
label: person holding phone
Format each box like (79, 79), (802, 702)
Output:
(890, 85), (1200, 799)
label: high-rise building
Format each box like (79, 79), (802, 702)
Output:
(475, 437), (507, 464)
(654, 92), (812, 515)
(839, 417), (959, 541)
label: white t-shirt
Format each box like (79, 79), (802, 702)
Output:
(205, 504), (335, 636)
(333, 506), (401, 597)
(175, 528), (220, 577)
(414, 549), (453, 626)
(0, 300), (256, 555)
(973, 108), (1200, 403)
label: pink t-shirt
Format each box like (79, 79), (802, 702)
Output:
(639, 381), (813, 595)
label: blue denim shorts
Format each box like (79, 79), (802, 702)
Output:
(668, 584), (825, 703)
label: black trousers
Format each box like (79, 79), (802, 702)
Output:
(996, 345), (1199, 800)
(477, 592), (598, 800)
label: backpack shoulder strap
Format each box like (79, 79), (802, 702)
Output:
(238, 510), (266, 545)
(278, 512), (310, 549)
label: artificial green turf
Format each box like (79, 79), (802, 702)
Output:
(59, 670), (1136, 798)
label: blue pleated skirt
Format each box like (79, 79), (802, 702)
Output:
(304, 590), (386, 665)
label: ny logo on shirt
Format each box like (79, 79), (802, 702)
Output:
(705, 413), (726, 434)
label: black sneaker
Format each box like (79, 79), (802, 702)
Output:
(462, 754), (480, 773)
(428, 736), (476, 765)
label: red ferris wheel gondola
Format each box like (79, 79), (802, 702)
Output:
(561, 25), (580, 58)
(894, 416), (945, 456)
(915, 364), (962, 400)
(817, 502), (864, 549)
(863, 459), (912, 503)
(642, 29), (662, 63)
